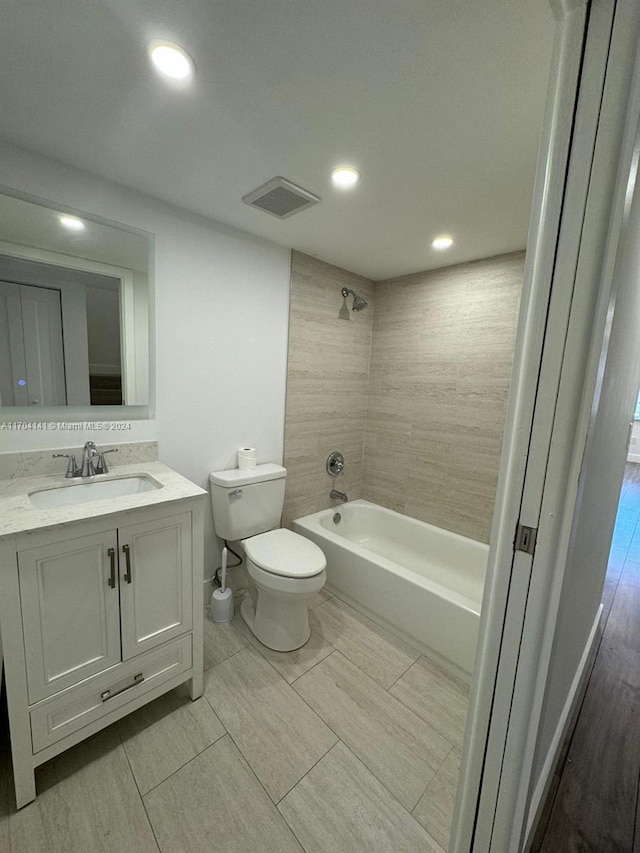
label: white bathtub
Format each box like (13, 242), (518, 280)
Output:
(293, 499), (488, 678)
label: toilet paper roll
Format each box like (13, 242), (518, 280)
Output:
(237, 447), (257, 470)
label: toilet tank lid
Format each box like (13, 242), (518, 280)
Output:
(209, 463), (286, 488)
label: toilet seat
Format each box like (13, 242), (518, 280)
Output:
(243, 528), (326, 578)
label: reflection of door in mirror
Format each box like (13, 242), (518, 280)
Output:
(0, 281), (66, 406)
(0, 256), (123, 407)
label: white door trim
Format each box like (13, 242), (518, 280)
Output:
(451, 1), (591, 846)
(452, 0), (640, 849)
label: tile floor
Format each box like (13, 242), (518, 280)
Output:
(0, 590), (469, 852)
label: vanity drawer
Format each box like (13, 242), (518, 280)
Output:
(30, 635), (192, 754)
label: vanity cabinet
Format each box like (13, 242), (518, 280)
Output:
(19, 511), (192, 703)
(0, 493), (204, 809)
(20, 529), (122, 702)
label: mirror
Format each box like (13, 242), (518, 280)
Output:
(0, 190), (151, 408)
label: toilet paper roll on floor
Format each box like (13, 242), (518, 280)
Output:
(237, 447), (257, 469)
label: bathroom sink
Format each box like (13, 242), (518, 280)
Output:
(28, 475), (163, 509)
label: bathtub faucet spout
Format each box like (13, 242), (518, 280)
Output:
(330, 489), (348, 503)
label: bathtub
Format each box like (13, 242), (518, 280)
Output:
(293, 499), (488, 678)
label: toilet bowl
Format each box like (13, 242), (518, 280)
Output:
(209, 465), (327, 652)
(241, 529), (326, 650)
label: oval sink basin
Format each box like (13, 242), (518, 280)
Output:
(28, 475), (163, 509)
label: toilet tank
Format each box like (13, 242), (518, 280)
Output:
(210, 463), (287, 541)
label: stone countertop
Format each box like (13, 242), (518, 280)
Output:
(0, 461), (207, 538)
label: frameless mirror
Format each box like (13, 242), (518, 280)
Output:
(0, 190), (151, 408)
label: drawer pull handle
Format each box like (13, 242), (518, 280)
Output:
(122, 543), (132, 583)
(101, 672), (144, 702)
(107, 548), (116, 588)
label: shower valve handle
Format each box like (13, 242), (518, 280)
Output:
(326, 451), (345, 476)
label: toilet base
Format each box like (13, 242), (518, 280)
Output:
(241, 588), (311, 652)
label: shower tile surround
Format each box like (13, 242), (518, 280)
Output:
(283, 252), (375, 527)
(284, 251), (523, 542)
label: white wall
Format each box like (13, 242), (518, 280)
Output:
(0, 141), (292, 576)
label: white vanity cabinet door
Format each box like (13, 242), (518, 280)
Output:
(118, 512), (192, 659)
(18, 530), (122, 703)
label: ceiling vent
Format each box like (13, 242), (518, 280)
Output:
(242, 177), (320, 219)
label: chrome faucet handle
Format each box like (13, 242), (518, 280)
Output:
(95, 449), (118, 475)
(52, 453), (80, 478)
(326, 451), (345, 476)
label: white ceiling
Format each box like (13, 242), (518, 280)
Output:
(0, 0), (555, 280)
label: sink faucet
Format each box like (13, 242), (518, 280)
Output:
(80, 441), (98, 477)
(52, 442), (118, 478)
(330, 489), (348, 503)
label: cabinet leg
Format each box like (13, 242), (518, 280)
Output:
(13, 763), (36, 810)
(189, 671), (203, 700)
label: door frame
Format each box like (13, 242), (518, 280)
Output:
(452, 0), (640, 849)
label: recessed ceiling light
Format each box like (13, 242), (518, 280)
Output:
(331, 166), (360, 189)
(432, 235), (454, 250)
(59, 215), (85, 232)
(149, 40), (195, 81)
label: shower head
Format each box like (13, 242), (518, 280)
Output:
(352, 294), (368, 311)
(341, 287), (368, 312)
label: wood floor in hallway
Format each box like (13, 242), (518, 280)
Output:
(533, 462), (640, 852)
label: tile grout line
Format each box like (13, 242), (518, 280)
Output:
(145, 731), (308, 852)
(203, 638), (251, 674)
(318, 592), (427, 667)
(115, 686), (228, 804)
(288, 651), (344, 744)
(287, 645), (339, 686)
(336, 738), (446, 848)
(114, 723), (162, 853)
(142, 738), (230, 799)
(220, 730), (313, 853)
(289, 649), (452, 819)
(410, 743), (455, 818)
(274, 738), (342, 807)
(307, 642), (463, 756)
(139, 722), (228, 800)
(201, 609), (460, 844)
(386, 654), (421, 691)
(203, 644), (344, 822)
(292, 643), (460, 758)
(385, 683), (466, 752)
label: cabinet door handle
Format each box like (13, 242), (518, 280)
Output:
(101, 672), (144, 702)
(107, 548), (116, 588)
(122, 543), (132, 583)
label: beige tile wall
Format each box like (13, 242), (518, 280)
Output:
(282, 251), (375, 528)
(283, 250), (523, 543)
(362, 252), (524, 542)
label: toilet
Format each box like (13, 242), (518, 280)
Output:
(209, 464), (326, 651)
